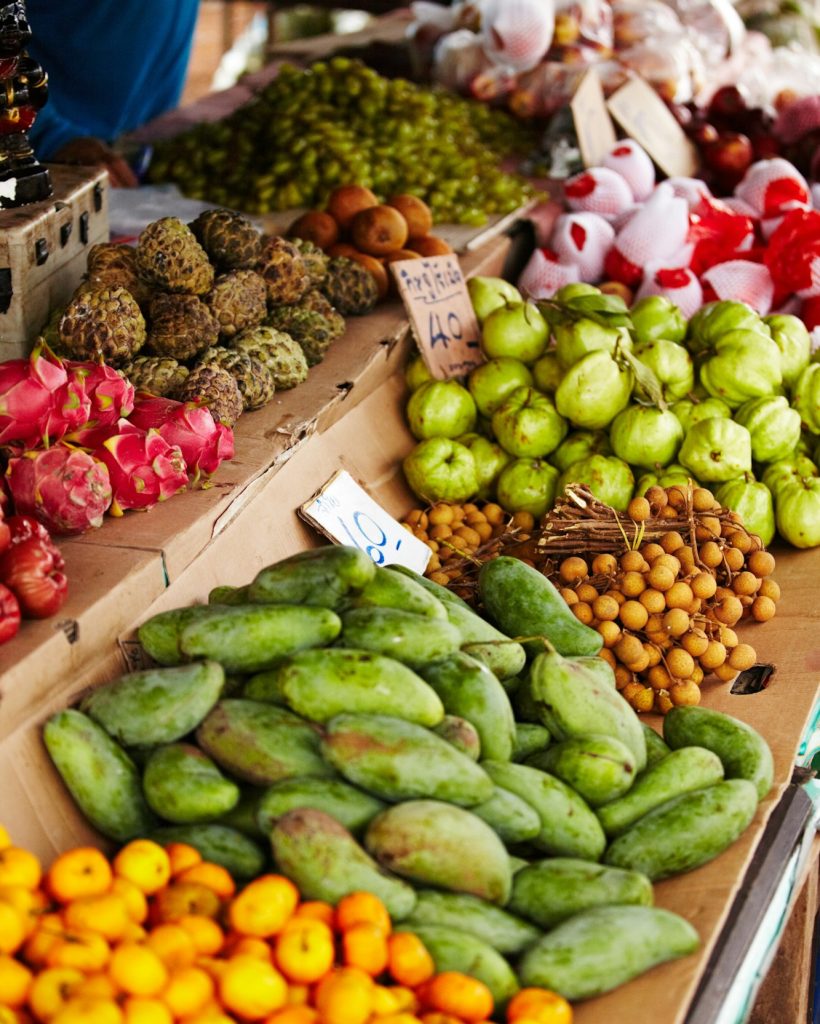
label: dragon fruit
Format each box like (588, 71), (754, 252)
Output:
(0, 345), (68, 447)
(90, 420), (188, 514)
(6, 445), (112, 535)
(128, 394), (235, 479)
(68, 362), (135, 430)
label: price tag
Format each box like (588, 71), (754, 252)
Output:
(391, 253), (483, 380)
(606, 77), (698, 179)
(299, 469), (432, 574)
(570, 68), (617, 168)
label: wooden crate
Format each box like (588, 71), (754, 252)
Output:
(0, 165), (109, 361)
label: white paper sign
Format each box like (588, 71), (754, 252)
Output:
(299, 470), (431, 574)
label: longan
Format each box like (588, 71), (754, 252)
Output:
(626, 684), (655, 713)
(592, 553), (618, 575)
(696, 515), (722, 539)
(576, 582), (599, 604)
(428, 504), (454, 526)
(620, 550), (646, 572)
(615, 634), (644, 665)
(453, 525), (481, 547)
(714, 662), (739, 682)
(752, 595), (776, 622)
(677, 546), (696, 573)
(599, 647), (617, 669)
(692, 487), (717, 511)
(727, 529), (752, 554)
(474, 521), (493, 543)
(653, 553), (682, 575)
(645, 613), (664, 633)
(648, 665), (673, 690)
(614, 665), (634, 690)
(626, 648), (651, 673)
(645, 485), (668, 509)
(699, 541), (723, 568)
(645, 644), (662, 667)
(641, 543), (665, 562)
(660, 532), (685, 554)
(560, 556), (588, 583)
(573, 602), (594, 625)
(723, 546), (745, 572)
(667, 648), (695, 679)
(666, 581), (694, 609)
(406, 508), (428, 529)
(748, 550), (775, 577)
(647, 564), (675, 592)
(620, 600), (649, 631)
(728, 643), (756, 671)
(690, 664), (704, 685)
(714, 595), (743, 626)
(669, 680), (701, 706)
(667, 485), (688, 510)
(681, 630), (709, 658)
(430, 524), (453, 541)
(593, 595), (620, 622)
(560, 587), (579, 606)
(718, 626), (738, 648)
(627, 496), (651, 521)
(655, 690), (674, 714)
(620, 570), (646, 597)
(758, 579), (780, 602)
(483, 503), (505, 525)
(639, 588), (666, 614)
(663, 608), (690, 637)
(691, 572), (717, 600)
(699, 640), (727, 670)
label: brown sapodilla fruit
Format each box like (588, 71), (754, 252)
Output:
(408, 235), (454, 257)
(351, 205), (409, 257)
(383, 249), (423, 264)
(326, 185), (379, 232)
(287, 210), (339, 251)
(345, 250), (389, 300)
(326, 242), (362, 260)
(388, 194), (433, 239)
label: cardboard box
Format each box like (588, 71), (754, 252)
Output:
(0, 166), (109, 360)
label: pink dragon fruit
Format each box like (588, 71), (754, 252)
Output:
(90, 420), (188, 515)
(6, 444), (112, 535)
(128, 394), (235, 479)
(45, 367), (92, 443)
(0, 345), (68, 447)
(69, 362), (135, 429)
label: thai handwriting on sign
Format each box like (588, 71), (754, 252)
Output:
(299, 470), (431, 574)
(391, 253), (483, 380)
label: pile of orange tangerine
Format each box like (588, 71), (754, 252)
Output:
(0, 828), (571, 1024)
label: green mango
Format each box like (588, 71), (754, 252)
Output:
(528, 650), (646, 770)
(433, 715), (482, 760)
(151, 824), (266, 878)
(208, 585), (250, 606)
(763, 314), (811, 389)
(714, 476), (775, 545)
(196, 700), (333, 786)
(550, 429), (612, 473)
(776, 475), (820, 548)
(597, 746), (725, 838)
(138, 607), (226, 666)
(479, 556), (603, 657)
(404, 891), (541, 955)
(365, 800), (512, 905)
(574, 655), (617, 688)
(525, 734), (637, 806)
(405, 925), (519, 1007)
(256, 777), (385, 835)
(632, 338), (694, 402)
(557, 454), (634, 511)
(512, 723), (551, 762)
(338, 608), (461, 669)
(246, 648), (444, 727)
(143, 744), (239, 824)
(218, 789), (265, 839)
(247, 545), (376, 609)
(604, 780), (759, 880)
(44, 710), (157, 842)
(322, 713), (494, 806)
(469, 785), (542, 844)
(679, 418), (752, 482)
(792, 363), (820, 435)
(699, 330), (782, 408)
(509, 858), (653, 929)
(419, 652), (516, 761)
(518, 906), (699, 1000)
(555, 349), (633, 429)
(641, 723), (671, 769)
(80, 661), (224, 748)
(270, 808), (416, 919)
(482, 761), (606, 861)
(630, 296), (687, 346)
(179, 605), (342, 673)
(734, 396), (802, 463)
(346, 565), (448, 619)
(609, 405), (684, 469)
(671, 396), (731, 433)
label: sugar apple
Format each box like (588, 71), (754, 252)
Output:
(58, 285), (146, 365)
(85, 243), (153, 309)
(321, 257), (379, 316)
(232, 325), (309, 390)
(197, 346), (275, 411)
(189, 208), (262, 270)
(124, 355), (189, 397)
(290, 239), (328, 289)
(299, 289), (346, 336)
(266, 305), (343, 367)
(255, 236), (310, 305)
(135, 217), (215, 295)
(172, 365), (244, 427)
(207, 270), (268, 339)
(148, 293), (220, 362)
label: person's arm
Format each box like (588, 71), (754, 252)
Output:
(30, 99), (138, 187)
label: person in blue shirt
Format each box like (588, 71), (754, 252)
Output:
(26, 0), (200, 186)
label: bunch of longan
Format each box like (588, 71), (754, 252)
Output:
(401, 503), (530, 589)
(553, 484), (780, 715)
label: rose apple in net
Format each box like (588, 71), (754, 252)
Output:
(481, 302), (549, 365)
(403, 437), (478, 504)
(496, 458), (558, 518)
(467, 276), (522, 323)
(491, 386), (568, 459)
(406, 380), (477, 440)
(468, 357), (533, 417)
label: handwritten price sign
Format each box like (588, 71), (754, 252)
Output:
(299, 470), (431, 574)
(391, 253), (483, 380)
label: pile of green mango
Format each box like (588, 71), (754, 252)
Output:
(44, 546), (775, 1005)
(403, 281), (820, 548)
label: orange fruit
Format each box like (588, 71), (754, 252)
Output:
(273, 918), (334, 985)
(372, 986), (403, 1016)
(0, 827), (11, 851)
(342, 922), (389, 976)
(283, 985), (309, 1006)
(217, 956), (288, 1020)
(174, 865), (234, 902)
(0, 954), (32, 1007)
(144, 924), (196, 970)
(26, 966), (83, 1021)
(70, 974), (117, 1001)
(45, 931), (110, 974)
(228, 875), (298, 938)
(45, 849), (110, 904)
(264, 1008), (318, 1024)
(387, 933), (435, 988)
(325, 185), (378, 232)
(150, 883), (221, 925)
(0, 889), (37, 941)
(122, 998), (172, 1024)
(22, 913), (65, 967)
(174, 915), (223, 956)
(0, 901), (25, 955)
(63, 894), (129, 943)
(50, 997), (123, 1024)
(313, 967), (374, 1024)
(223, 936), (271, 961)
(108, 944), (168, 998)
(179, 1010), (234, 1024)
(293, 902), (334, 928)
(368, 1015), (421, 1024)
(422, 972), (493, 1022)
(160, 966), (214, 1019)
(110, 879), (148, 924)
(388, 988), (419, 1014)
(164, 844), (201, 878)
(120, 923), (147, 944)
(334, 892), (391, 935)
(113, 842), (170, 897)
(0, 849), (41, 893)
(507, 988), (573, 1023)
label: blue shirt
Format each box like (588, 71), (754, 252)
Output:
(27, 0), (199, 159)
